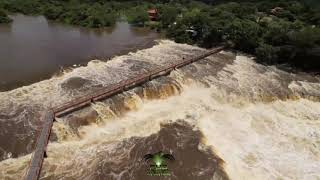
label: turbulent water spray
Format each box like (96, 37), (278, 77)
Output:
(0, 40), (319, 180)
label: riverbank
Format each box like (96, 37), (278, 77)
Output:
(1, 0), (319, 72)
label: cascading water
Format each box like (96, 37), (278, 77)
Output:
(0, 40), (319, 180)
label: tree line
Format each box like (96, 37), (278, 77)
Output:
(0, 0), (319, 70)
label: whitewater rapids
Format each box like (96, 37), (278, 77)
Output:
(0, 40), (319, 180)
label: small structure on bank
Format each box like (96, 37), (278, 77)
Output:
(186, 26), (198, 37)
(271, 7), (284, 15)
(148, 9), (158, 21)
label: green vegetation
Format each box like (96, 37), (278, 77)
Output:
(0, 9), (11, 23)
(126, 6), (149, 26)
(159, 0), (320, 70)
(0, 0), (319, 70)
(0, 0), (118, 27)
(43, 2), (117, 27)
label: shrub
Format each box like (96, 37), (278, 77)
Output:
(256, 43), (279, 63)
(126, 7), (149, 26)
(0, 9), (11, 23)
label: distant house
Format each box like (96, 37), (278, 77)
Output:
(148, 9), (158, 21)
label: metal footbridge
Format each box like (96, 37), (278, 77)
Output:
(25, 46), (225, 180)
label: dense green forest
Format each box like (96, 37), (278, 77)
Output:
(0, 0), (319, 70)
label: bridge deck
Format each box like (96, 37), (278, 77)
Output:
(25, 46), (225, 180)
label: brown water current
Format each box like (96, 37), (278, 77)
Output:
(0, 40), (319, 180)
(0, 14), (159, 91)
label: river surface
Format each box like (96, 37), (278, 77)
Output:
(0, 18), (320, 180)
(0, 14), (159, 91)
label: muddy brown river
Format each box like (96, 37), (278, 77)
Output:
(0, 14), (158, 91)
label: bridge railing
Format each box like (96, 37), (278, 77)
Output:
(25, 46), (225, 180)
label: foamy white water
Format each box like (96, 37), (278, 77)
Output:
(0, 40), (319, 179)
